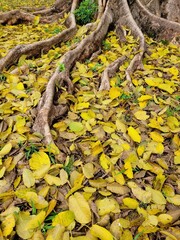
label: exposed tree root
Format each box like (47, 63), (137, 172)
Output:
(0, 10), (35, 25)
(0, 0), (71, 25)
(114, 0), (146, 86)
(33, 1), (114, 144)
(0, 14), (77, 72)
(131, 0), (180, 41)
(99, 56), (126, 91)
(19, 6), (46, 12)
(165, 0), (180, 23)
(97, 0), (107, 19)
(33, 0), (71, 17)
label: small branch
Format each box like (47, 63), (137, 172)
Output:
(99, 56), (126, 91)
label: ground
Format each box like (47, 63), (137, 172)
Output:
(0, 0), (180, 240)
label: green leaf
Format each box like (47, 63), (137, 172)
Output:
(69, 122), (84, 132)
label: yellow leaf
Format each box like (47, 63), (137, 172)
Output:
(167, 195), (180, 205)
(116, 119), (127, 132)
(76, 102), (90, 110)
(138, 95), (152, 101)
(31, 230), (44, 240)
(150, 131), (164, 143)
(66, 174), (84, 198)
(0, 142), (12, 157)
(112, 170), (125, 185)
(172, 134), (180, 147)
(128, 126), (141, 143)
(158, 84), (174, 94)
(168, 66), (178, 76)
(99, 153), (111, 170)
(174, 155), (180, 165)
(158, 214), (172, 224)
(46, 143), (60, 155)
(167, 116), (179, 130)
(23, 169), (35, 188)
(16, 212), (34, 239)
(76, 62), (87, 74)
(124, 162), (133, 179)
(147, 141), (164, 154)
(160, 230), (178, 240)
(2, 214), (15, 237)
(33, 16), (40, 26)
(46, 199), (57, 217)
(81, 110), (95, 120)
(95, 198), (119, 216)
(89, 179), (107, 188)
(90, 225), (114, 240)
(128, 182), (152, 203)
(46, 225), (65, 240)
(156, 158), (168, 170)
(33, 164), (50, 179)
(69, 192), (91, 224)
(44, 174), (62, 186)
(146, 187), (166, 204)
(137, 145), (145, 157)
(60, 169), (68, 185)
(81, 71), (93, 78)
(107, 183), (129, 195)
(26, 211), (46, 230)
(0, 166), (6, 178)
(82, 163), (95, 179)
(91, 141), (103, 156)
(24, 192), (48, 209)
(121, 229), (133, 240)
(52, 210), (75, 227)
(145, 77), (163, 86)
(134, 110), (149, 120)
(123, 197), (139, 209)
(53, 121), (67, 131)
(109, 87), (121, 100)
(29, 151), (51, 171)
(103, 125), (115, 133)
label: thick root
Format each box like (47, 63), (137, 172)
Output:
(131, 0), (180, 41)
(165, 0), (180, 23)
(0, 0), (71, 24)
(114, 0), (146, 86)
(99, 56), (126, 91)
(33, 0), (114, 144)
(0, 10), (35, 25)
(0, 14), (77, 72)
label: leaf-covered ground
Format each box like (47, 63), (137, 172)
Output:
(0, 0), (53, 11)
(0, 1), (180, 240)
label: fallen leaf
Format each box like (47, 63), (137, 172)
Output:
(128, 126), (141, 143)
(69, 192), (91, 224)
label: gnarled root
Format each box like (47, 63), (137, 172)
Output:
(33, 0), (114, 144)
(99, 56), (126, 91)
(131, 0), (180, 41)
(0, 0), (71, 24)
(113, 0), (146, 86)
(0, 13), (77, 72)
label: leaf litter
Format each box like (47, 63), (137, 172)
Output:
(0, 1), (180, 240)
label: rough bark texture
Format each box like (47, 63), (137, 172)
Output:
(0, 0), (180, 145)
